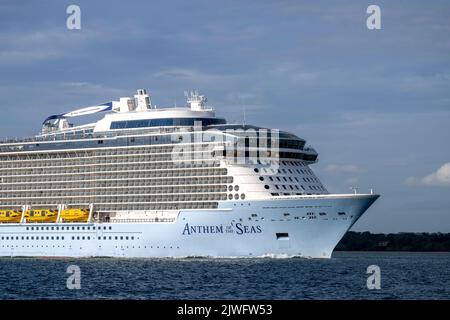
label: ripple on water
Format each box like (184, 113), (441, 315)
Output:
(0, 252), (449, 300)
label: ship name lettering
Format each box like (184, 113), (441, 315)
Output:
(234, 223), (262, 235)
(182, 223), (224, 235)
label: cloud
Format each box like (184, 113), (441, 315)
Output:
(0, 29), (75, 64)
(344, 177), (359, 186)
(405, 163), (450, 187)
(0, 24), (140, 65)
(324, 164), (364, 174)
(59, 82), (128, 97)
(150, 68), (244, 85)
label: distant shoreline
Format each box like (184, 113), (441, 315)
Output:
(335, 231), (450, 252)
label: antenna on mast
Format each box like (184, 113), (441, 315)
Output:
(184, 90), (213, 111)
(237, 92), (246, 126)
(350, 186), (359, 194)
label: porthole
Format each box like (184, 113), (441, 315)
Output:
(234, 194), (239, 200)
(240, 194), (246, 200)
(254, 168), (259, 173)
(228, 185), (233, 192)
(264, 185), (270, 189)
(234, 185), (239, 191)
(259, 177), (264, 181)
(228, 194), (233, 200)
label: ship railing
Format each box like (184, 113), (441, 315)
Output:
(303, 146), (317, 153)
(0, 218), (177, 224)
(107, 218), (176, 223)
(0, 126), (199, 145)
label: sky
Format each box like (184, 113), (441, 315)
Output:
(0, 0), (449, 233)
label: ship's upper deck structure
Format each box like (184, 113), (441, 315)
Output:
(0, 89), (325, 220)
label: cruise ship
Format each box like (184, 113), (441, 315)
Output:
(0, 89), (379, 258)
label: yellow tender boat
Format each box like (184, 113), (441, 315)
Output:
(0, 210), (22, 223)
(60, 208), (89, 222)
(24, 209), (58, 222)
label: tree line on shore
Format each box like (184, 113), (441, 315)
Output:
(335, 231), (450, 251)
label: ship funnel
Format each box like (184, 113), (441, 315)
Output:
(134, 89), (153, 111)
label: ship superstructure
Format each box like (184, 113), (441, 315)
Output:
(0, 89), (378, 258)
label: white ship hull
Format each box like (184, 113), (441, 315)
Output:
(0, 194), (378, 259)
